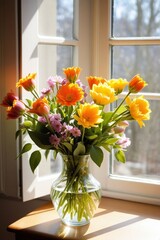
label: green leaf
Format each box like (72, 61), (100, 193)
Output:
(26, 99), (33, 107)
(73, 142), (86, 155)
(102, 112), (113, 125)
(62, 142), (73, 152)
(15, 129), (22, 139)
(29, 150), (41, 173)
(28, 130), (51, 149)
(101, 144), (111, 152)
(85, 134), (98, 140)
(21, 143), (32, 154)
(104, 137), (118, 145)
(45, 149), (50, 159)
(90, 146), (103, 167)
(115, 150), (126, 163)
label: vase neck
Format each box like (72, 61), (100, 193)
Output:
(61, 154), (90, 175)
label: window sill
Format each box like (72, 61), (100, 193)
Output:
(8, 197), (160, 240)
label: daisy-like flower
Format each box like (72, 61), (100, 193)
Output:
(56, 83), (84, 106)
(63, 66), (81, 83)
(16, 73), (36, 91)
(74, 103), (103, 128)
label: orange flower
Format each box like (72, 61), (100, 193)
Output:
(129, 74), (147, 93)
(87, 76), (107, 89)
(108, 78), (128, 94)
(63, 67), (81, 82)
(74, 103), (103, 128)
(29, 98), (50, 116)
(16, 73), (36, 91)
(126, 96), (151, 127)
(90, 83), (117, 105)
(56, 83), (84, 106)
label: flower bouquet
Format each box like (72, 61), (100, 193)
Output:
(1, 67), (151, 225)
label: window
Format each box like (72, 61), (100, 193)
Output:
(91, 0), (160, 205)
(1, 0), (159, 204)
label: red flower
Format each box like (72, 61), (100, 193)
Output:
(1, 92), (18, 107)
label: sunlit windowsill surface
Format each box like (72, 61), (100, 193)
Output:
(8, 197), (160, 240)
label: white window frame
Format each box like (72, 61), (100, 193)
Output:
(90, 0), (160, 205)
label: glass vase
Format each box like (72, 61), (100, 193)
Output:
(50, 154), (101, 226)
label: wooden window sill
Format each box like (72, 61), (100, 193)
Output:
(8, 197), (160, 240)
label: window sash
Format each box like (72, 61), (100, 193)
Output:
(21, 0), (92, 201)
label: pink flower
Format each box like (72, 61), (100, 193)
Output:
(116, 135), (131, 149)
(49, 114), (61, 122)
(47, 76), (64, 88)
(70, 127), (81, 137)
(41, 88), (51, 97)
(49, 134), (60, 148)
(7, 100), (25, 119)
(50, 119), (62, 133)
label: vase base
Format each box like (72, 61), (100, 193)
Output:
(61, 218), (90, 227)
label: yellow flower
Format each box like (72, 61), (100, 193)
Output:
(129, 74), (148, 93)
(126, 96), (151, 127)
(108, 78), (128, 94)
(74, 103), (103, 128)
(63, 67), (81, 82)
(90, 83), (117, 105)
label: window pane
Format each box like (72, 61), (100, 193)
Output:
(38, 44), (73, 86)
(112, 45), (160, 93)
(56, 0), (74, 38)
(112, 0), (160, 37)
(111, 100), (160, 180)
(38, 0), (74, 38)
(38, 152), (62, 176)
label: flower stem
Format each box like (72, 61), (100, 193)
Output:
(108, 91), (131, 122)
